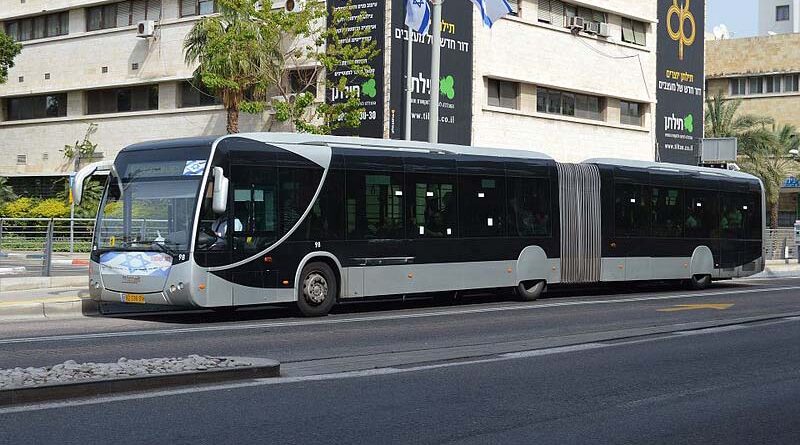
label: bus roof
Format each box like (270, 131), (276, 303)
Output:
(586, 158), (761, 182)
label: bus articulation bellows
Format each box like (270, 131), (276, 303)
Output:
(74, 133), (765, 316)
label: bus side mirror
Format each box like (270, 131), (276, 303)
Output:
(73, 160), (114, 206)
(212, 167), (229, 214)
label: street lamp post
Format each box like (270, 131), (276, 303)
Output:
(428, 0), (443, 144)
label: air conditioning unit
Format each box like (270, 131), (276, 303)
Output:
(583, 21), (600, 34)
(598, 22), (611, 37)
(284, 0), (304, 13)
(566, 16), (585, 32)
(136, 20), (155, 38)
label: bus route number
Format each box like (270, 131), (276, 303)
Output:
(314, 242), (321, 249)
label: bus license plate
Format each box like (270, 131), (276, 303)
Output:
(123, 294), (146, 304)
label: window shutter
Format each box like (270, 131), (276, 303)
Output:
(181, 0), (196, 17)
(507, 0), (518, 14)
(592, 10), (606, 23)
(116, 2), (131, 26)
(146, 0), (162, 21)
(537, 0), (550, 22)
(551, 1), (565, 25)
(132, 0), (147, 23)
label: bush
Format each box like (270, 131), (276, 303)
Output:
(30, 198), (70, 218)
(1, 197), (34, 218)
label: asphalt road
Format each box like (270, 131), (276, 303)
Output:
(2, 278), (800, 443)
(0, 256), (87, 277)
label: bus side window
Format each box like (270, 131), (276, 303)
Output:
(346, 171), (404, 240)
(230, 165), (278, 253)
(614, 182), (650, 237)
(507, 177), (550, 237)
(407, 173), (457, 238)
(304, 169), (345, 241)
(651, 187), (683, 238)
(685, 189), (719, 239)
(459, 175), (505, 237)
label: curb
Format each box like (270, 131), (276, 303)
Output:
(0, 276), (87, 292)
(0, 298), (98, 322)
(0, 357), (280, 406)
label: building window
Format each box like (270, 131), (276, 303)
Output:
(765, 75), (782, 93)
(4, 12), (69, 42)
(87, 85), (159, 114)
(785, 74), (800, 92)
(730, 78), (746, 96)
(487, 79), (519, 109)
(181, 0), (216, 17)
(87, 0), (161, 32)
(180, 81), (221, 107)
(620, 100), (643, 126)
(777, 5), (791, 21)
(621, 18), (646, 46)
(748, 77), (763, 94)
(5, 94), (68, 121)
(537, 87), (603, 121)
(537, 0), (563, 24)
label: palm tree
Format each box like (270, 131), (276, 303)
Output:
(0, 176), (16, 205)
(737, 124), (800, 228)
(183, 0), (282, 133)
(704, 92), (774, 138)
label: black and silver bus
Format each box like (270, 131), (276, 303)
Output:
(74, 133), (765, 316)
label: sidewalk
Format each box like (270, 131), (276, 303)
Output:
(0, 287), (96, 321)
(755, 260), (800, 278)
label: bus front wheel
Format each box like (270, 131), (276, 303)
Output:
(297, 262), (337, 317)
(516, 280), (545, 302)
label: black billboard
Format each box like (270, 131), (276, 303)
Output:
(656, 0), (705, 165)
(389, 0), (473, 145)
(326, 0), (384, 138)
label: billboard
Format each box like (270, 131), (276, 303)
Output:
(389, 0), (473, 145)
(656, 0), (705, 165)
(326, 0), (385, 138)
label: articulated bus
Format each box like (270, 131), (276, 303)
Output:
(73, 133), (765, 316)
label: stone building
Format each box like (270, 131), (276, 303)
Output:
(0, 0), (658, 196)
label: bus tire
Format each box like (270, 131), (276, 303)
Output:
(297, 262), (337, 317)
(516, 280), (545, 301)
(689, 274), (711, 290)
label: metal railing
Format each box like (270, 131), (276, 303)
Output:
(0, 218), (95, 254)
(765, 228), (797, 261)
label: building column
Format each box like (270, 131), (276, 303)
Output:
(67, 91), (85, 117)
(69, 8), (86, 33)
(159, 81), (178, 111)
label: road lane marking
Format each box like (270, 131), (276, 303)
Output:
(657, 303), (734, 312)
(2, 285), (800, 346)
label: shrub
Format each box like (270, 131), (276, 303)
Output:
(30, 198), (70, 218)
(1, 197), (34, 218)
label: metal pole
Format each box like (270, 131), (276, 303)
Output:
(405, 25), (414, 141)
(428, 0), (443, 143)
(42, 219), (53, 277)
(70, 201), (75, 254)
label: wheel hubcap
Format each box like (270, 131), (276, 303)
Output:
(304, 272), (328, 306)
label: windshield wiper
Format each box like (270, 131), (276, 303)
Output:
(149, 241), (179, 258)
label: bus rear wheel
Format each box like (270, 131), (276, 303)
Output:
(516, 280), (545, 301)
(689, 274), (711, 290)
(297, 262), (337, 317)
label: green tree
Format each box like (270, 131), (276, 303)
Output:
(704, 92), (798, 228)
(0, 177), (16, 205)
(62, 123), (99, 167)
(271, 2), (380, 134)
(0, 31), (22, 84)
(183, 0), (284, 133)
(737, 124), (800, 228)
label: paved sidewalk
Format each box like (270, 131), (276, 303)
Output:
(0, 287), (96, 322)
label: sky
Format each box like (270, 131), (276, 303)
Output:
(706, 0), (759, 38)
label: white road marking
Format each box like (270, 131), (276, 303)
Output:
(2, 285), (800, 346)
(4, 316), (798, 415)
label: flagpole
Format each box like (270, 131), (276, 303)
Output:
(428, 0), (442, 143)
(405, 25), (413, 141)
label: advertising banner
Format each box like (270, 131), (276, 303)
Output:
(389, 0), (473, 145)
(656, 0), (705, 165)
(326, 0), (385, 138)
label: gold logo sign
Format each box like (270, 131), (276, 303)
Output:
(667, 0), (696, 60)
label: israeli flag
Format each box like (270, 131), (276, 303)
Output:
(471, 0), (513, 27)
(405, 0), (431, 34)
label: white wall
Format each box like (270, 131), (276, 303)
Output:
(471, 0), (657, 162)
(759, 0), (800, 35)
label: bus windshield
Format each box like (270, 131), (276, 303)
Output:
(95, 146), (211, 254)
